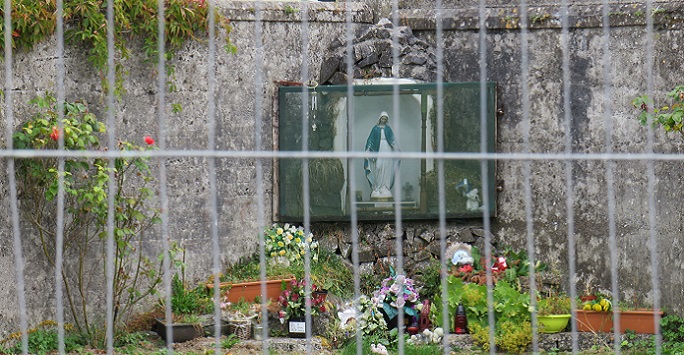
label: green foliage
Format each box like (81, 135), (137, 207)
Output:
(1, 0), (237, 95)
(403, 343), (443, 354)
(661, 315), (684, 343)
(2, 321), (85, 355)
(0, 0), (57, 54)
(633, 86), (684, 136)
(13, 92), (167, 341)
(470, 320), (532, 354)
(219, 248), (354, 299)
(414, 257), (443, 301)
(430, 276), (531, 341)
(536, 295), (571, 316)
(221, 334), (240, 349)
(501, 246), (547, 278)
(168, 274), (213, 316)
(284, 5), (297, 15)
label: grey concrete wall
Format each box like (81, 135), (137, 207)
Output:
(400, 1), (684, 312)
(1, 0), (684, 334)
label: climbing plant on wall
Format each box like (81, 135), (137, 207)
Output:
(633, 86), (684, 136)
(0, 0), (236, 95)
(12, 92), (182, 343)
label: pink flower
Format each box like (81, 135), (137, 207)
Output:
(50, 126), (60, 141)
(144, 135), (155, 145)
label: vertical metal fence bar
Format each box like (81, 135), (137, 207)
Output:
(477, 1), (495, 353)
(298, 1), (313, 350)
(560, 0), (580, 352)
(390, 1), (406, 352)
(205, 1), (222, 354)
(253, 0), (270, 352)
(104, 0), (118, 353)
(54, 0), (67, 353)
(343, 2), (362, 354)
(3, 0), (29, 352)
(434, 1), (450, 354)
(600, 2), (622, 353)
(519, 1), (539, 352)
(645, 0), (662, 353)
(154, 0), (173, 352)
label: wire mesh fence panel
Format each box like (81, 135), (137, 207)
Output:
(1, 0), (678, 354)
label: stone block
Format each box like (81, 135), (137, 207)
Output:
(358, 249), (377, 263)
(339, 242), (352, 259)
(418, 229), (435, 243)
(457, 228), (476, 243)
(319, 56), (341, 84)
(357, 52), (379, 68)
(353, 42), (375, 62)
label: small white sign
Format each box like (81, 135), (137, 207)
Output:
(289, 320), (306, 333)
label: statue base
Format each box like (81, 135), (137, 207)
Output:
(370, 196), (394, 202)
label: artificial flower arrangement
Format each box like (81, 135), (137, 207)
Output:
(265, 223), (319, 266)
(582, 291), (612, 312)
(277, 278), (327, 321)
(220, 296), (258, 322)
(372, 267), (420, 322)
(337, 295), (388, 336)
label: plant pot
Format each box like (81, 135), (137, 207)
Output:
(619, 310), (663, 334)
(313, 289), (329, 302)
(580, 295), (597, 302)
(537, 314), (571, 334)
(226, 319), (252, 340)
(206, 278), (294, 303)
(155, 318), (206, 343)
(287, 316), (311, 338)
(575, 310), (613, 333)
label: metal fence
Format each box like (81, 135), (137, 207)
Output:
(2, 0), (672, 354)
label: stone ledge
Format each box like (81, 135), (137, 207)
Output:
(216, 0), (373, 23)
(399, 1), (684, 30)
(447, 331), (653, 352)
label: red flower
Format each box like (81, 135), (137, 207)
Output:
(319, 305), (326, 313)
(291, 293), (299, 301)
(458, 264), (473, 273)
(50, 126), (60, 141)
(144, 135), (155, 145)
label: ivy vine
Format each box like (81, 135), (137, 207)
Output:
(0, 0), (237, 95)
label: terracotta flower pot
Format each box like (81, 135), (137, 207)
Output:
(619, 310), (663, 334)
(580, 295), (597, 303)
(206, 278), (294, 303)
(575, 310), (613, 333)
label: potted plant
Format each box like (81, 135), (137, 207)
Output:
(277, 278), (327, 338)
(206, 223), (317, 303)
(536, 294), (571, 333)
(372, 267), (420, 330)
(576, 292), (613, 333)
(221, 297), (258, 340)
(578, 275), (597, 303)
(156, 274), (213, 343)
(618, 301), (663, 334)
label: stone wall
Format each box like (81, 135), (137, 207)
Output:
(1, 0), (684, 334)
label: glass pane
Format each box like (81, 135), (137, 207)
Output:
(277, 82), (497, 221)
